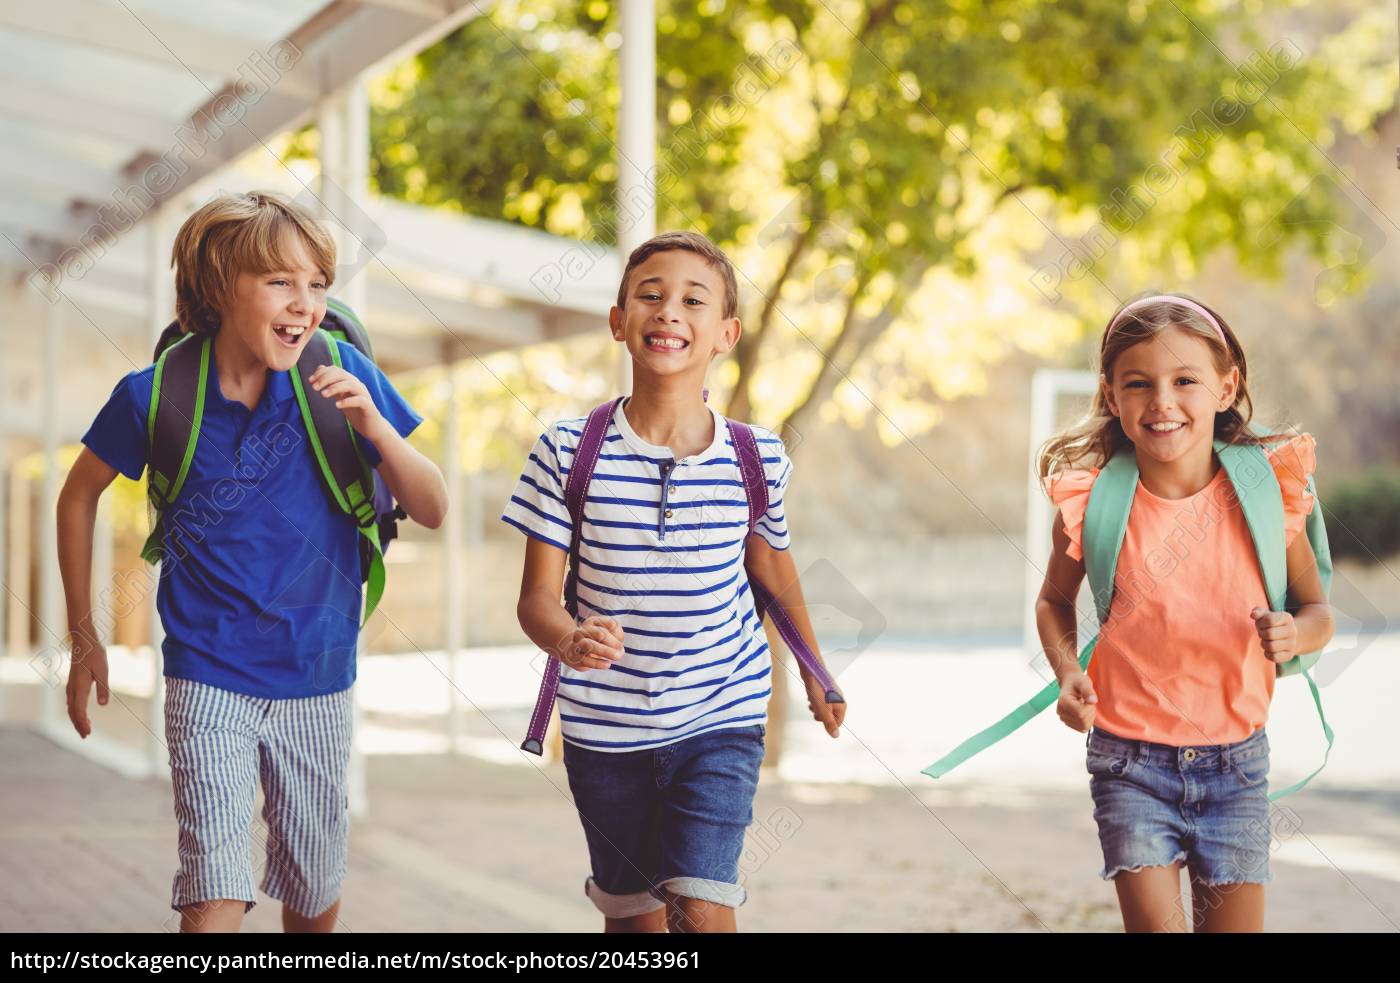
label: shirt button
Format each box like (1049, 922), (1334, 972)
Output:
(665, 509), (674, 518)
(669, 485), (678, 494)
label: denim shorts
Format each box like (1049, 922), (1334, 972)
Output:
(1086, 725), (1274, 886)
(562, 724), (766, 918)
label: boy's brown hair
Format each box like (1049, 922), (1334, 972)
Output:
(615, 231), (739, 319)
(172, 191), (337, 335)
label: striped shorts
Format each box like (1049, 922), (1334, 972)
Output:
(164, 677), (354, 918)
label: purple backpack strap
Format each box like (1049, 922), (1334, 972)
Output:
(726, 419), (844, 707)
(521, 398), (623, 755)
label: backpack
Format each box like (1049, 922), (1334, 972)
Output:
(924, 436), (1334, 800)
(141, 296), (403, 626)
(520, 396), (844, 755)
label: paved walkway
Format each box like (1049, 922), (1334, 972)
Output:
(2, 727), (1398, 933)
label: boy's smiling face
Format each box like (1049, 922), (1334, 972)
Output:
(223, 230), (329, 372)
(609, 249), (740, 383)
(1103, 324), (1239, 468)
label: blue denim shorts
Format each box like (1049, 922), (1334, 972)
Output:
(1087, 725), (1274, 886)
(562, 724), (765, 918)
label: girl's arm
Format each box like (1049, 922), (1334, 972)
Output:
(745, 536), (845, 737)
(1036, 511), (1098, 732)
(1035, 512), (1087, 684)
(1251, 531), (1335, 663)
(56, 448), (118, 737)
(516, 538), (622, 670)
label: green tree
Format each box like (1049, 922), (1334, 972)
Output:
(350, 0), (1396, 448)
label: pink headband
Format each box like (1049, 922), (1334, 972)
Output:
(1107, 294), (1228, 347)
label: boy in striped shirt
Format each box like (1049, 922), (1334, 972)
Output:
(503, 231), (846, 932)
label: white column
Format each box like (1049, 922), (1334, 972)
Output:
(148, 206), (172, 775)
(38, 299), (63, 730)
(442, 362), (464, 750)
(320, 77), (372, 817)
(6, 471), (28, 670)
(617, 0), (657, 396)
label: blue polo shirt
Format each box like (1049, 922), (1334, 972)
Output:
(82, 338), (422, 699)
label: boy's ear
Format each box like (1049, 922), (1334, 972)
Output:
(608, 306), (625, 341)
(717, 316), (742, 355)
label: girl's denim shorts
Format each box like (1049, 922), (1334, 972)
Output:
(1086, 725), (1274, 886)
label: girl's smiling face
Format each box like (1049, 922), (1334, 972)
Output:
(609, 250), (740, 380)
(222, 230), (328, 372)
(1103, 324), (1239, 467)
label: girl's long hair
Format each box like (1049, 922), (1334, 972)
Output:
(1039, 294), (1271, 479)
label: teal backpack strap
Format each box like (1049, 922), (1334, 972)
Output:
(923, 448), (1139, 780)
(288, 332), (385, 627)
(142, 334), (212, 564)
(1217, 439), (1333, 799)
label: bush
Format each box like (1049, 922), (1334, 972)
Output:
(1323, 469), (1400, 563)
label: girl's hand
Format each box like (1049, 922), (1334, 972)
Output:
(1251, 607), (1298, 664)
(309, 364), (389, 443)
(801, 670), (845, 738)
(561, 616), (625, 670)
(1056, 671), (1097, 733)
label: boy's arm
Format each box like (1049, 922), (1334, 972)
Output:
(360, 422), (448, 530)
(307, 362), (447, 529)
(744, 536), (845, 737)
(516, 538), (621, 669)
(56, 448), (119, 738)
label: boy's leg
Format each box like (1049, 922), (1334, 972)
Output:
(561, 739), (667, 931)
(165, 678), (263, 931)
(655, 724), (765, 934)
(255, 686), (354, 931)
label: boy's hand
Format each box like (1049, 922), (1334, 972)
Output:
(560, 616), (625, 671)
(1056, 671), (1097, 733)
(1251, 607), (1298, 664)
(66, 639), (110, 739)
(309, 364), (389, 443)
(801, 670), (845, 738)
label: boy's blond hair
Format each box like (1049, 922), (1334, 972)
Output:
(616, 231), (739, 319)
(172, 191), (336, 335)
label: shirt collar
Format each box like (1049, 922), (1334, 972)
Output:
(613, 397), (728, 464)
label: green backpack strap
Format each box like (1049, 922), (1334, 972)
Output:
(288, 331), (385, 627)
(1216, 439), (1333, 800)
(923, 449), (1139, 780)
(142, 334), (212, 564)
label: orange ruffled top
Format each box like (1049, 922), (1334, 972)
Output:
(1044, 434), (1317, 746)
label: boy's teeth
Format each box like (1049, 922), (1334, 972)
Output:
(648, 336), (685, 349)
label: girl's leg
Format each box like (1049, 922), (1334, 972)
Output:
(180, 899), (247, 933)
(604, 910), (668, 933)
(663, 893), (736, 934)
(1189, 874), (1264, 933)
(1112, 863), (1188, 933)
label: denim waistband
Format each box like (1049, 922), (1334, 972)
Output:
(1088, 725), (1268, 771)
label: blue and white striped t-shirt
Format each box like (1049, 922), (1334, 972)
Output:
(501, 399), (793, 753)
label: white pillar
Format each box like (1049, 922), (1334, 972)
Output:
(617, 0), (657, 396)
(148, 207), (172, 774)
(38, 299), (63, 730)
(6, 471), (28, 669)
(442, 363), (464, 750)
(320, 77), (372, 817)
